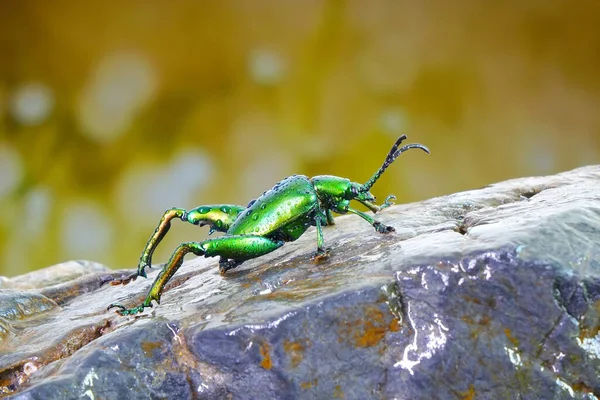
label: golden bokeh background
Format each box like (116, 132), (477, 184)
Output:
(1, 1), (599, 276)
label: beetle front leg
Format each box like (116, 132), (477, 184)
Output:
(357, 195), (396, 213)
(346, 207), (395, 234)
(379, 195), (396, 210)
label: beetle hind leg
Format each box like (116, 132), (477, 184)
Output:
(108, 235), (284, 315)
(126, 204), (245, 284)
(108, 241), (207, 315)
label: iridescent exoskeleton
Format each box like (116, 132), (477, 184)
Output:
(108, 135), (429, 315)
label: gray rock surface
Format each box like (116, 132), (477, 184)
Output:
(1, 166), (599, 399)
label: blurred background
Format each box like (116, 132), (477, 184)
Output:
(0, 0), (599, 277)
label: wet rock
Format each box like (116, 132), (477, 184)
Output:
(1, 166), (600, 399)
(0, 260), (111, 290)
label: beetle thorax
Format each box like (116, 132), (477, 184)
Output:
(310, 175), (351, 207)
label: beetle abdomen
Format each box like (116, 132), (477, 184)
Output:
(227, 175), (318, 238)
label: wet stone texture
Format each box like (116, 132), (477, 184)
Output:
(1, 165), (600, 399)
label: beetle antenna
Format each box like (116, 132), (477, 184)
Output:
(362, 135), (430, 192)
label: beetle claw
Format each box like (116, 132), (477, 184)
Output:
(311, 248), (330, 262)
(380, 195), (396, 210)
(107, 303), (126, 311)
(374, 221), (395, 234)
(107, 303), (148, 315)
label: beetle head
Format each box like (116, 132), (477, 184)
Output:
(346, 182), (375, 202)
(311, 136), (429, 213)
(311, 176), (376, 213)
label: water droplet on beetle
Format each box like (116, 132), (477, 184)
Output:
(220, 206), (230, 213)
(252, 214), (259, 221)
(260, 204), (267, 210)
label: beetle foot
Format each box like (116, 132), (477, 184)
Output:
(109, 272), (139, 286)
(374, 221), (395, 234)
(107, 303), (150, 316)
(380, 195), (396, 211)
(311, 248), (330, 262)
(219, 259), (243, 275)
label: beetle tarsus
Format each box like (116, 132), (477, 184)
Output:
(311, 248), (330, 262)
(380, 195), (396, 210)
(374, 221), (395, 234)
(107, 303), (126, 311)
(107, 302), (150, 315)
(219, 258), (244, 275)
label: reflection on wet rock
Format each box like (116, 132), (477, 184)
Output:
(1, 166), (600, 398)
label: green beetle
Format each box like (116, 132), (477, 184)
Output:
(108, 135), (429, 315)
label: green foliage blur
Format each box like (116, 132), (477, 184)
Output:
(0, 1), (599, 276)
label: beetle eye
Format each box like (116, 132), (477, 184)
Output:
(351, 186), (358, 196)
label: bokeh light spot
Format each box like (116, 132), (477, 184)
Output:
(241, 152), (296, 201)
(23, 187), (53, 237)
(78, 52), (158, 143)
(60, 202), (114, 260)
(380, 108), (409, 136)
(10, 83), (54, 126)
(249, 49), (285, 86)
(115, 149), (214, 222)
(0, 143), (24, 199)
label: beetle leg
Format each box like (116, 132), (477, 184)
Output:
(111, 207), (187, 285)
(115, 205), (245, 286)
(108, 235), (284, 315)
(311, 213), (329, 261)
(346, 207), (395, 234)
(185, 204), (245, 233)
(325, 209), (336, 225)
(380, 195), (396, 210)
(133, 207), (187, 282)
(108, 241), (206, 315)
(357, 195), (396, 213)
(219, 258), (244, 275)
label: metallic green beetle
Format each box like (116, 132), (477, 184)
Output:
(108, 135), (429, 315)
